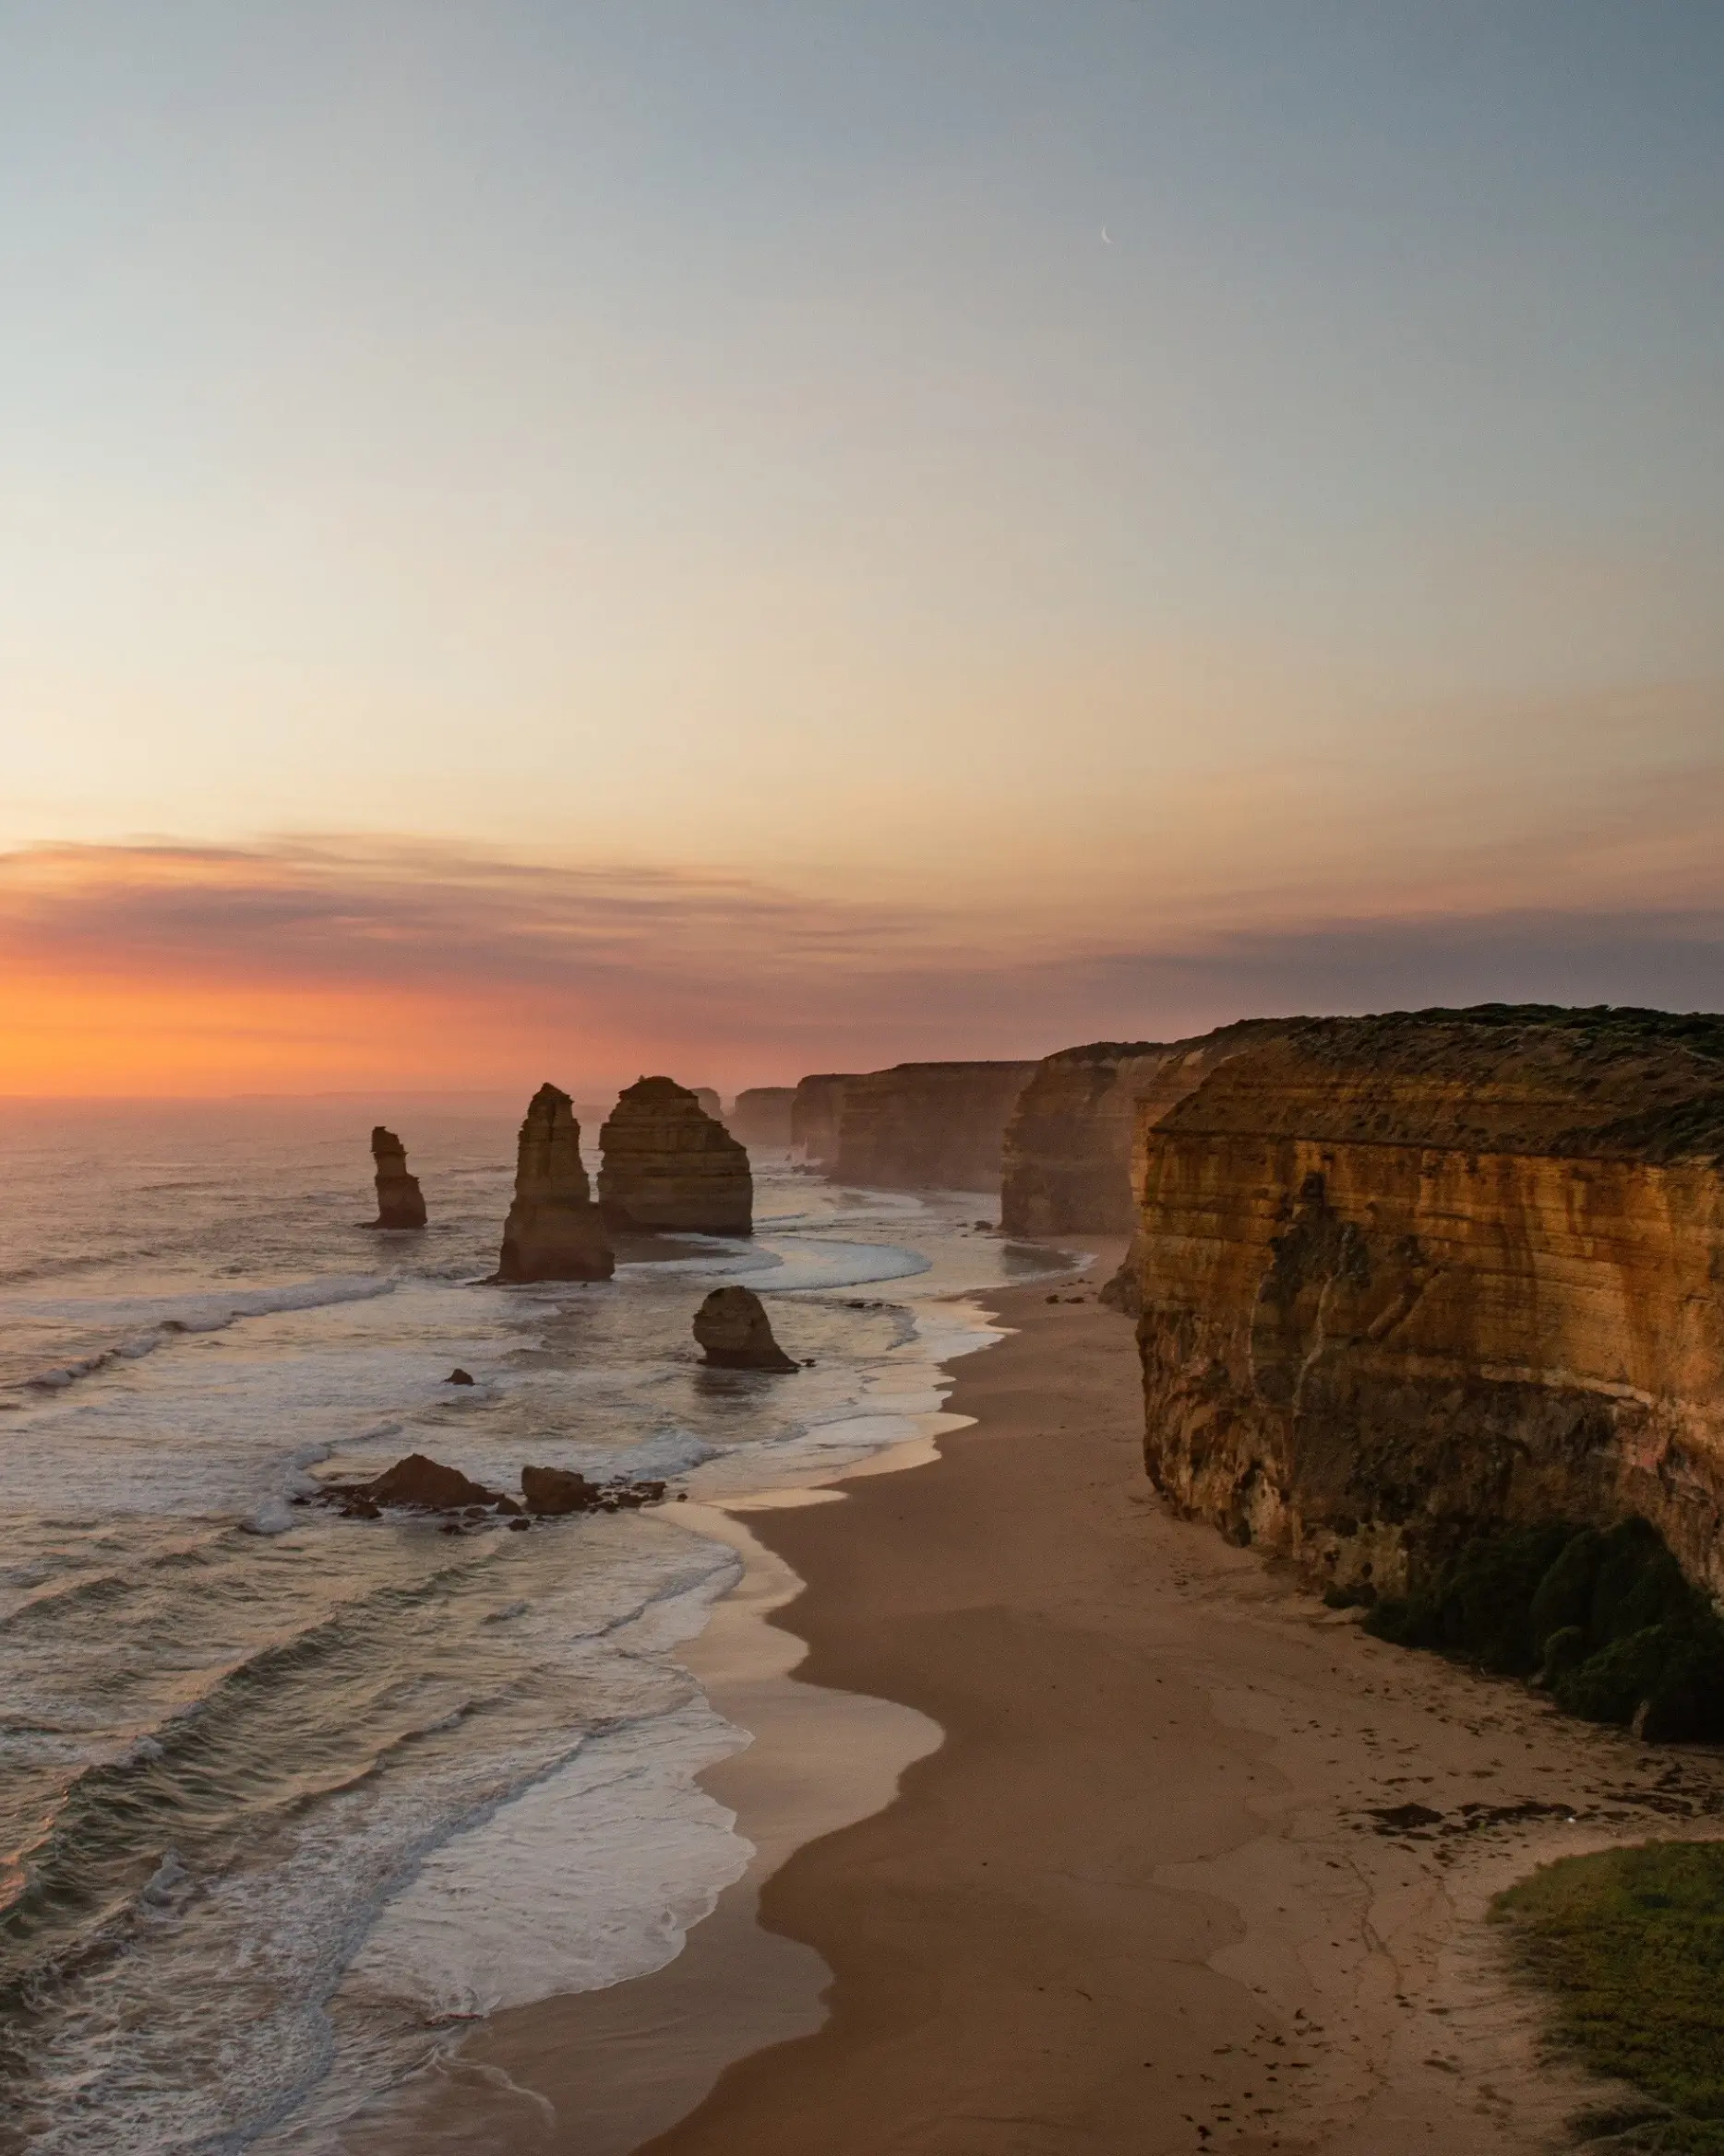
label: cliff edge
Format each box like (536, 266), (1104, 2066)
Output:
(1001, 1023), (1285, 1234)
(832, 1061), (1038, 1192)
(1122, 1006), (1724, 1604)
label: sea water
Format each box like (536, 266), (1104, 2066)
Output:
(0, 1097), (1065, 2153)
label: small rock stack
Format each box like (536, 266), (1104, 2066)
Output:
(369, 1126), (427, 1229)
(692, 1286), (796, 1371)
(599, 1076), (753, 1235)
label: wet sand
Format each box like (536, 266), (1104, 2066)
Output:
(362, 1243), (1724, 2154)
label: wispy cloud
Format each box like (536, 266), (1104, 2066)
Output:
(2, 836), (1720, 1093)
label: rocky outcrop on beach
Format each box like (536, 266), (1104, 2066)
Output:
(495, 1084), (615, 1282)
(367, 1126), (426, 1229)
(693, 1286), (797, 1371)
(832, 1061), (1038, 1192)
(598, 1077), (753, 1234)
(790, 1073), (853, 1165)
(1000, 1026), (1287, 1235)
(728, 1086), (796, 1148)
(1122, 1006), (1724, 1611)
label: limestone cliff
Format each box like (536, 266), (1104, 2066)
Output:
(832, 1061), (1038, 1192)
(729, 1087), (796, 1148)
(1001, 1024), (1287, 1234)
(1124, 1007), (1724, 1603)
(598, 1076), (753, 1234)
(790, 1074), (853, 1165)
(495, 1083), (615, 1282)
(368, 1126), (426, 1229)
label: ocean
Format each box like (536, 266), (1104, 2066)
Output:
(0, 1097), (1066, 2153)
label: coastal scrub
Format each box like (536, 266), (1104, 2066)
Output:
(1493, 1841), (1724, 2151)
(1366, 1517), (1724, 1742)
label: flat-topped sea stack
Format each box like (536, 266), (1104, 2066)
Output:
(790, 1073), (852, 1165)
(1002, 1023), (1288, 1235)
(495, 1083), (615, 1282)
(1121, 1005), (1724, 1604)
(728, 1086), (796, 1148)
(367, 1125), (427, 1229)
(693, 1286), (796, 1371)
(832, 1060), (1038, 1192)
(598, 1076), (753, 1234)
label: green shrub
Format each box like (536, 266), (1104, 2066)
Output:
(1494, 1842), (1724, 2150)
(1365, 1516), (1724, 1740)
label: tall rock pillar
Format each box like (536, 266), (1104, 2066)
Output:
(495, 1084), (615, 1282)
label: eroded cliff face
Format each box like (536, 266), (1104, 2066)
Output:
(1127, 1010), (1724, 1601)
(790, 1074), (852, 1165)
(1002, 1023), (1285, 1234)
(496, 1083), (615, 1281)
(729, 1087), (796, 1148)
(598, 1076), (753, 1234)
(832, 1061), (1038, 1192)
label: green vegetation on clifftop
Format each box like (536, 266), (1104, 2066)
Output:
(1494, 1842), (1724, 2151)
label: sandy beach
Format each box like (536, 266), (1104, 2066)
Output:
(361, 1243), (1724, 2155)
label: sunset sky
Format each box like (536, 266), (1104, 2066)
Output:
(4, 2), (1721, 1094)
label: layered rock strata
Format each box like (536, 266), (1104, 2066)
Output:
(598, 1076), (753, 1234)
(832, 1060), (1038, 1192)
(1123, 1007), (1724, 1603)
(495, 1083), (615, 1282)
(729, 1086), (796, 1148)
(368, 1125), (426, 1229)
(790, 1074), (853, 1165)
(693, 1286), (797, 1371)
(1002, 1024), (1290, 1236)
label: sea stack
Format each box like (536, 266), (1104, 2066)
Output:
(598, 1076), (753, 1235)
(495, 1083), (615, 1282)
(692, 1286), (796, 1371)
(368, 1126), (427, 1229)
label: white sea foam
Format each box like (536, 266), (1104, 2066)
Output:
(0, 1110), (1067, 2153)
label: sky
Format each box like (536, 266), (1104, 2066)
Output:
(3, 0), (1721, 1094)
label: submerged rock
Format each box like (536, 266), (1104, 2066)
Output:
(599, 1076), (753, 1235)
(368, 1126), (427, 1229)
(495, 1084), (615, 1282)
(692, 1286), (796, 1371)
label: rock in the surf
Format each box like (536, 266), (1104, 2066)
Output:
(317, 1452), (521, 1517)
(495, 1084), (615, 1282)
(368, 1125), (427, 1229)
(521, 1464), (605, 1515)
(521, 1464), (667, 1515)
(598, 1076), (753, 1235)
(692, 1286), (796, 1371)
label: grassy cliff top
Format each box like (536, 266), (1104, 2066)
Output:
(1155, 1003), (1724, 1162)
